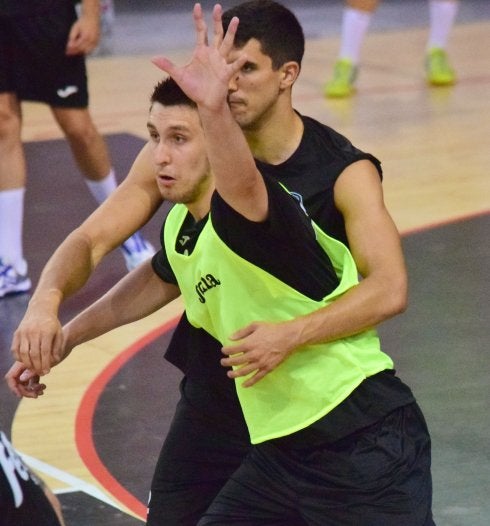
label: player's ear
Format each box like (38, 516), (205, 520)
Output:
(279, 61), (300, 89)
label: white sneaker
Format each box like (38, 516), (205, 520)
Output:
(120, 232), (155, 271)
(0, 259), (32, 298)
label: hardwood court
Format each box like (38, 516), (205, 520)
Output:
(1, 9), (489, 526)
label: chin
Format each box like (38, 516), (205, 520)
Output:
(235, 114), (254, 130)
(231, 107), (248, 122)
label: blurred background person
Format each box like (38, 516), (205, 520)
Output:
(325, 0), (459, 97)
(0, 0), (154, 299)
(1, 429), (65, 525)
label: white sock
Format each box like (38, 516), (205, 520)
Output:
(84, 169), (146, 250)
(338, 7), (373, 64)
(85, 168), (117, 205)
(0, 187), (26, 270)
(427, 0), (459, 50)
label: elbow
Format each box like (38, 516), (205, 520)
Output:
(385, 277), (408, 317)
(391, 292), (408, 316)
(366, 271), (408, 321)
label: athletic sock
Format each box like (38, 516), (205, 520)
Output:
(338, 7), (373, 64)
(0, 187), (26, 270)
(427, 0), (459, 50)
(85, 168), (117, 205)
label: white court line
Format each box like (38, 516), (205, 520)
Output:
(18, 451), (123, 510)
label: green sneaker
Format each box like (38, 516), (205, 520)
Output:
(426, 48), (456, 86)
(324, 59), (357, 98)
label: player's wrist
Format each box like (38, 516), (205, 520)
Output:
(27, 289), (63, 316)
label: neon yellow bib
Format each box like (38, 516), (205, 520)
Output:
(164, 204), (393, 444)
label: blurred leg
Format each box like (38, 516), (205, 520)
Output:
(325, 0), (380, 98)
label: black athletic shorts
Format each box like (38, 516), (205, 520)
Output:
(146, 377), (251, 526)
(0, 5), (88, 107)
(199, 402), (435, 526)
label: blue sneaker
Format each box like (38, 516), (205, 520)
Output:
(121, 232), (155, 271)
(0, 259), (31, 298)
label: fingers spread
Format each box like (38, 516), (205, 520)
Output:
(151, 56), (176, 76)
(193, 3), (208, 46)
(212, 4), (224, 49)
(221, 16), (239, 56)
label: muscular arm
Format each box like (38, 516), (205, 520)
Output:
(288, 159), (407, 342)
(11, 143), (162, 375)
(6, 261), (179, 397)
(223, 160), (407, 385)
(195, 7), (267, 222)
(63, 260), (180, 352)
(199, 100), (267, 221)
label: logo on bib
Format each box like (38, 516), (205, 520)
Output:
(195, 274), (221, 303)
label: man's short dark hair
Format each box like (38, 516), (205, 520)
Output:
(150, 77), (197, 109)
(222, 0), (304, 70)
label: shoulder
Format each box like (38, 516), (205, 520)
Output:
(334, 160), (387, 220)
(299, 113), (381, 173)
(300, 114), (351, 146)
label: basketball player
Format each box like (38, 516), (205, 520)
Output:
(8, 1), (418, 523)
(9, 4), (434, 524)
(0, 0), (154, 299)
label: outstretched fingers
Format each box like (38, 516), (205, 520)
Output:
(202, 3), (239, 58)
(228, 51), (248, 79)
(220, 13), (245, 76)
(211, 4), (224, 49)
(151, 56), (177, 77)
(193, 3), (208, 47)
(221, 15), (239, 57)
(152, 4), (244, 105)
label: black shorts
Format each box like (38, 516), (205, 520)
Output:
(0, 5), (88, 108)
(146, 377), (251, 526)
(199, 403), (435, 526)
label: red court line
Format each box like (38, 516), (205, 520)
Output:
(399, 209), (490, 236)
(75, 316), (180, 520)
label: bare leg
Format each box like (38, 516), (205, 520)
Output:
(51, 106), (111, 181)
(51, 106), (155, 270)
(0, 93), (29, 279)
(324, 0), (380, 97)
(346, 0), (379, 12)
(425, 0), (458, 84)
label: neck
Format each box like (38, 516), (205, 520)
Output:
(245, 105), (303, 165)
(186, 185), (214, 221)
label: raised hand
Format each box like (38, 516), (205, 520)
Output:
(154, 4), (268, 222)
(152, 3), (246, 110)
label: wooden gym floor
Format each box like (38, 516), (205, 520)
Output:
(0, 1), (489, 524)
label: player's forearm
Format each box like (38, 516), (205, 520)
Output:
(27, 230), (97, 318)
(287, 271), (407, 348)
(63, 262), (178, 350)
(198, 102), (267, 220)
(199, 104), (258, 189)
(63, 300), (119, 352)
